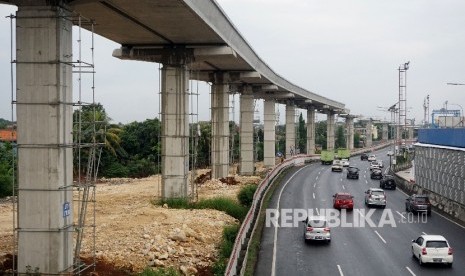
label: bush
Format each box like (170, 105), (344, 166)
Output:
(157, 198), (191, 209)
(102, 162), (129, 178)
(220, 224), (240, 258)
(237, 184), (257, 207)
(0, 164), (13, 197)
(127, 159), (157, 178)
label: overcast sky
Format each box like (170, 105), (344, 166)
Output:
(1, 0), (465, 125)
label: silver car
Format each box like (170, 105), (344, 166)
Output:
(303, 216), (331, 243)
(364, 188), (386, 208)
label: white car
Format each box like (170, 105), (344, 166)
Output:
(331, 160), (343, 172)
(377, 160), (383, 168)
(341, 159), (350, 167)
(368, 154), (376, 162)
(303, 216), (331, 243)
(411, 235), (453, 267)
(364, 188), (386, 208)
(369, 161), (380, 171)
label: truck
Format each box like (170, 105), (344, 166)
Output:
(320, 150), (335, 165)
(337, 148), (351, 160)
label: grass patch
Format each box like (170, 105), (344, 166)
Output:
(243, 167), (291, 276)
(211, 224), (240, 276)
(237, 184), (258, 207)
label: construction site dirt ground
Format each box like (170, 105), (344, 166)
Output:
(0, 166), (266, 275)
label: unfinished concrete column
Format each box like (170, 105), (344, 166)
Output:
(263, 99), (276, 167)
(161, 63), (190, 198)
(408, 127), (414, 140)
(240, 86), (254, 175)
(345, 117), (354, 151)
(307, 106), (316, 155)
(211, 73), (229, 178)
(16, 5), (73, 274)
(382, 124), (389, 141)
(327, 111), (336, 151)
(366, 120), (373, 148)
(285, 103), (296, 157)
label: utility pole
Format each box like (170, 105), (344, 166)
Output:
(398, 61), (409, 146)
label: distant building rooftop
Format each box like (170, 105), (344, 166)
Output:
(0, 129), (17, 142)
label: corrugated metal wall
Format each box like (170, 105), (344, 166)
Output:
(415, 145), (465, 205)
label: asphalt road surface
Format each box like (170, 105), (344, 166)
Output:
(256, 147), (465, 276)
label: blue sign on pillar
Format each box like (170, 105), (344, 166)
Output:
(63, 202), (70, 218)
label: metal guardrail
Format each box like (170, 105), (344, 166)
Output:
(225, 142), (393, 275)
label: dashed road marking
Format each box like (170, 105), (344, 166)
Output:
(406, 266), (416, 276)
(396, 211), (406, 219)
(374, 230), (387, 244)
(313, 193), (315, 199)
(342, 185), (346, 190)
(337, 265), (344, 276)
(313, 183), (316, 188)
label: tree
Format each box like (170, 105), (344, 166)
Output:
(354, 132), (361, 148)
(315, 121), (327, 150)
(0, 142), (15, 197)
(335, 125), (346, 148)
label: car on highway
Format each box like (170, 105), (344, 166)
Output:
(331, 160), (343, 172)
(368, 154), (376, 162)
(380, 175), (396, 190)
(370, 168), (383, 180)
(377, 160), (384, 168)
(411, 235), (453, 267)
(303, 216), (331, 243)
(333, 192), (354, 210)
(341, 158), (350, 167)
(360, 153), (368, 160)
(369, 161), (380, 171)
(406, 194), (432, 216)
(364, 188), (386, 208)
(346, 166), (359, 179)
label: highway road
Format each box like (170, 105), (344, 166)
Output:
(256, 147), (465, 276)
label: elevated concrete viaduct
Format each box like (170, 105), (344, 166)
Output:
(1, 0), (355, 273)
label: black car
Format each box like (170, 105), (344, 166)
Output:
(380, 175), (396, 190)
(406, 194), (432, 216)
(361, 153), (368, 161)
(370, 169), (383, 179)
(346, 167), (359, 179)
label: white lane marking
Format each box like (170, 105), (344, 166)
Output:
(397, 185), (465, 230)
(374, 230), (387, 244)
(422, 232), (427, 235)
(337, 265), (344, 276)
(357, 209), (365, 218)
(342, 185), (346, 190)
(364, 175), (366, 178)
(396, 211), (406, 219)
(365, 180), (368, 184)
(315, 208), (320, 215)
(340, 178), (343, 182)
(313, 183), (316, 188)
(316, 176), (319, 180)
(271, 166), (308, 276)
(313, 193), (315, 199)
(406, 266), (416, 276)
(318, 171), (321, 175)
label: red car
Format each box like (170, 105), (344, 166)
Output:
(333, 193), (354, 210)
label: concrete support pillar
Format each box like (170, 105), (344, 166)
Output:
(161, 65), (189, 198)
(211, 73), (229, 178)
(382, 124), (389, 141)
(16, 6), (73, 274)
(240, 86), (254, 175)
(366, 120), (373, 148)
(345, 118), (354, 151)
(285, 103), (296, 157)
(306, 107), (316, 155)
(326, 112), (336, 151)
(263, 99), (276, 167)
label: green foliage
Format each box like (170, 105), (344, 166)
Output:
(237, 184), (257, 207)
(335, 125), (346, 149)
(196, 198), (247, 221)
(354, 132), (361, 148)
(103, 162), (129, 178)
(0, 118), (11, 129)
(220, 224), (240, 258)
(315, 121), (327, 150)
(0, 142), (15, 197)
(139, 267), (180, 276)
(211, 259), (227, 276)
